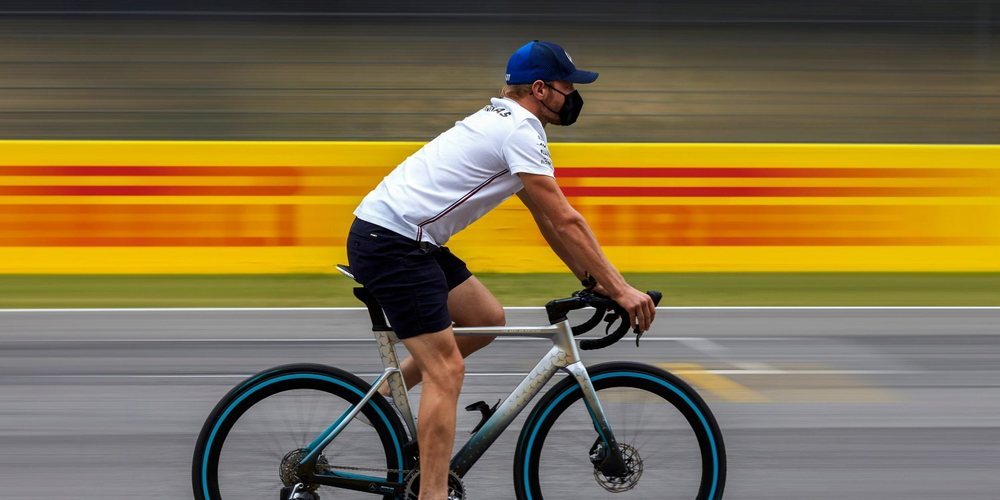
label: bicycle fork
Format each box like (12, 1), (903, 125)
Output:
(549, 320), (629, 478)
(563, 360), (630, 477)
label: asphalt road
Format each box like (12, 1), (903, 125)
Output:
(1, 307), (998, 499)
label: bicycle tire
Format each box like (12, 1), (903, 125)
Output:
(514, 361), (726, 500)
(192, 363), (409, 500)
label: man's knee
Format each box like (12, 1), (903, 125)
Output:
(463, 307), (503, 352)
(422, 348), (466, 391)
(484, 307), (506, 327)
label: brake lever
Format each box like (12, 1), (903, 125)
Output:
(636, 290), (663, 347)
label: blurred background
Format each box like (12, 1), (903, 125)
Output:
(1, 0), (997, 142)
(1, 2), (999, 500)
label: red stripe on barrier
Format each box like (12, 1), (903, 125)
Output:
(0, 166), (303, 176)
(555, 167), (995, 178)
(0, 186), (368, 196)
(0, 166), (390, 177)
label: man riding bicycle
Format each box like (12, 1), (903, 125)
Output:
(346, 40), (656, 500)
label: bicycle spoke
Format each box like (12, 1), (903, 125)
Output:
(214, 388), (395, 499)
(535, 386), (704, 499)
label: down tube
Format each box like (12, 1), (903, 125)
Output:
(450, 346), (565, 477)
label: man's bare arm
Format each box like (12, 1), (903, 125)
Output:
(517, 172), (655, 331)
(516, 189), (587, 280)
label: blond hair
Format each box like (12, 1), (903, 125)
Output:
(499, 84), (533, 99)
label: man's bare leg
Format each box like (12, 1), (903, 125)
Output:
(381, 276), (503, 395)
(400, 327), (465, 499)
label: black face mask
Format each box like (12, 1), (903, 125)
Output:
(542, 84), (584, 126)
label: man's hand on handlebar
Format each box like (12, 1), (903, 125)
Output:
(611, 286), (656, 333)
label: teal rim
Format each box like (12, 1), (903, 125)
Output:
(521, 370), (720, 500)
(200, 372), (404, 499)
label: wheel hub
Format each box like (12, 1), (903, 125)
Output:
(279, 448), (328, 492)
(594, 442), (643, 493)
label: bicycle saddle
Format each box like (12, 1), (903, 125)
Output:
(336, 264), (360, 283)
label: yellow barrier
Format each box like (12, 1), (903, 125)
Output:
(1, 140), (998, 273)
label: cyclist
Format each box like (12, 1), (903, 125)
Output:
(346, 40), (656, 500)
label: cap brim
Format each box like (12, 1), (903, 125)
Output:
(566, 69), (599, 84)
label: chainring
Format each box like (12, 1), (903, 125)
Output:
(403, 469), (466, 500)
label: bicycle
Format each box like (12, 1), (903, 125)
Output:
(192, 265), (727, 499)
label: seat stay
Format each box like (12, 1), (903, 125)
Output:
(299, 366), (400, 467)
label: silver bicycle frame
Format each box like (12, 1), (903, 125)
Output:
(368, 320), (621, 477)
(303, 266), (623, 480)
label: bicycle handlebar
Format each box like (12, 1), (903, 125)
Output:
(544, 289), (663, 350)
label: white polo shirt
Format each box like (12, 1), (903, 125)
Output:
(354, 97), (554, 246)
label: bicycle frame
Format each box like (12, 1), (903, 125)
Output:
(298, 318), (623, 494)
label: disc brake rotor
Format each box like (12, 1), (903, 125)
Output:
(594, 442), (643, 493)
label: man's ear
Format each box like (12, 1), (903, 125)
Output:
(531, 80), (547, 98)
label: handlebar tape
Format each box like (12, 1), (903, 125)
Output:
(577, 291), (661, 351)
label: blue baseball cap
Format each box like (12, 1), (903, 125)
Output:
(505, 40), (599, 85)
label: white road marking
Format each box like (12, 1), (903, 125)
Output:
(676, 337), (729, 355)
(0, 306), (998, 313)
(732, 361), (787, 373)
(674, 338), (786, 374)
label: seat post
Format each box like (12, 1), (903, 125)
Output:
(352, 287), (391, 332)
(336, 264), (391, 332)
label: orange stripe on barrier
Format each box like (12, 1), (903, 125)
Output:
(0, 237), (343, 247)
(561, 186), (1000, 197)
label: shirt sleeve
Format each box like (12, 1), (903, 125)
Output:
(502, 121), (555, 177)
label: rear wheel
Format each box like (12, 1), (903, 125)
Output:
(192, 364), (409, 500)
(514, 362), (726, 499)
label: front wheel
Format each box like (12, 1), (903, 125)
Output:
(192, 363), (409, 500)
(514, 362), (726, 499)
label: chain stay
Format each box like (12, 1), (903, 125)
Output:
(321, 463), (411, 475)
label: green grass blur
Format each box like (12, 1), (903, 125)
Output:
(0, 273), (998, 308)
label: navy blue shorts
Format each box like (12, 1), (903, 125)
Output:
(346, 218), (473, 339)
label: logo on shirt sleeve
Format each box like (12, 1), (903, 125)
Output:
(537, 141), (552, 166)
(483, 105), (511, 117)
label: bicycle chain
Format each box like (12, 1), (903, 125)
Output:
(321, 464), (412, 475)
(322, 464), (466, 500)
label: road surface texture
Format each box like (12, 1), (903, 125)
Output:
(1, 307), (998, 499)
